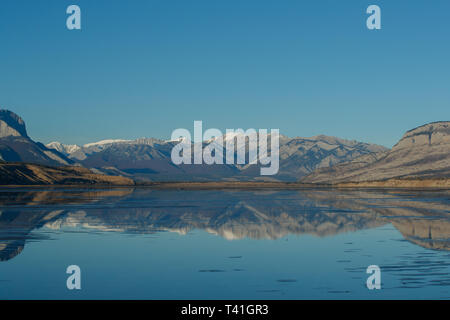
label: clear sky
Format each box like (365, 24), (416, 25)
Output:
(0, 0), (449, 147)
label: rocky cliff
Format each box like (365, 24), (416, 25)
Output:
(301, 121), (450, 184)
(0, 109), (73, 166)
(0, 109), (28, 138)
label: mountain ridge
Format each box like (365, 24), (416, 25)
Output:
(301, 121), (450, 184)
(47, 133), (388, 182)
(1, 108), (448, 185)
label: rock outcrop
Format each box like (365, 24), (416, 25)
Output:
(301, 121), (450, 184)
(0, 109), (28, 138)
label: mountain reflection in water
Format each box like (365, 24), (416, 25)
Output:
(1, 188), (449, 262)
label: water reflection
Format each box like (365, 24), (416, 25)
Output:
(0, 188), (449, 262)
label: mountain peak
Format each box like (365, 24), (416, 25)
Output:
(393, 121), (450, 151)
(0, 109), (28, 138)
(47, 141), (81, 155)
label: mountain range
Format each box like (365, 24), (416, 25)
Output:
(0, 108), (448, 185)
(44, 126), (387, 182)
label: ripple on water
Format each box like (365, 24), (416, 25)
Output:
(276, 279), (297, 283)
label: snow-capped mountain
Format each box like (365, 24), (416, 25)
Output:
(46, 138), (166, 161)
(2, 109), (389, 182)
(46, 132), (388, 182)
(47, 141), (81, 155)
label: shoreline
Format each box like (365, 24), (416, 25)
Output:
(1, 179), (449, 190)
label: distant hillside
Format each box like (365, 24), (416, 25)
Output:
(0, 162), (134, 186)
(301, 121), (450, 185)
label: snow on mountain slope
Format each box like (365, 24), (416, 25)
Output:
(51, 133), (387, 181)
(47, 142), (81, 155)
(83, 139), (131, 148)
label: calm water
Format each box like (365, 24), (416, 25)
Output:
(0, 187), (449, 299)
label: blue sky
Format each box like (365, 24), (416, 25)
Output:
(0, 0), (449, 147)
